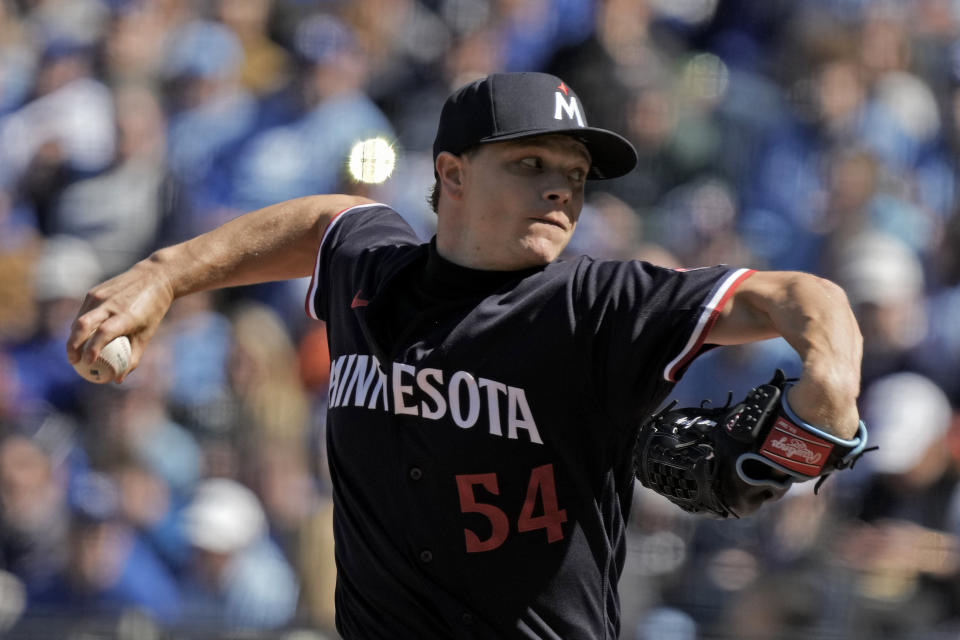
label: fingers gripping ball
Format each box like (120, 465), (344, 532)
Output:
(73, 336), (131, 383)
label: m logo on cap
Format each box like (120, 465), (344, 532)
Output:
(554, 92), (584, 127)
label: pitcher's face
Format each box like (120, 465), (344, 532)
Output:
(451, 135), (591, 270)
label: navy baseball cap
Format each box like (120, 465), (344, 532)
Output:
(433, 72), (638, 180)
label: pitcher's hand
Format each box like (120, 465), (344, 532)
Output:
(66, 258), (175, 383)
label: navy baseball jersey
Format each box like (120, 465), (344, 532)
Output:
(305, 203), (753, 639)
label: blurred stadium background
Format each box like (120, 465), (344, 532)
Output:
(2, 0), (960, 638)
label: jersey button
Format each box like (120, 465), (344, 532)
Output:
(409, 467), (423, 481)
(418, 549), (433, 563)
(461, 612), (474, 626)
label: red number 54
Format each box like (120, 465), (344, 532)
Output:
(455, 463), (568, 553)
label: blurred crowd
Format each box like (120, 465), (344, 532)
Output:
(1, 0), (960, 638)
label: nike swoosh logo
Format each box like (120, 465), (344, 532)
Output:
(351, 291), (370, 308)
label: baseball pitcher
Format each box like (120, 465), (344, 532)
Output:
(68, 73), (868, 639)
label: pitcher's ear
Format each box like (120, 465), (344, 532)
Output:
(436, 151), (466, 201)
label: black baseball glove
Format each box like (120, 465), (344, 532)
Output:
(634, 369), (873, 518)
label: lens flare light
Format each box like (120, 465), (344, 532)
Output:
(348, 137), (397, 184)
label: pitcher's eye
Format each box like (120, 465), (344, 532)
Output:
(519, 157), (541, 169)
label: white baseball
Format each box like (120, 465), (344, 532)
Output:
(73, 336), (132, 383)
